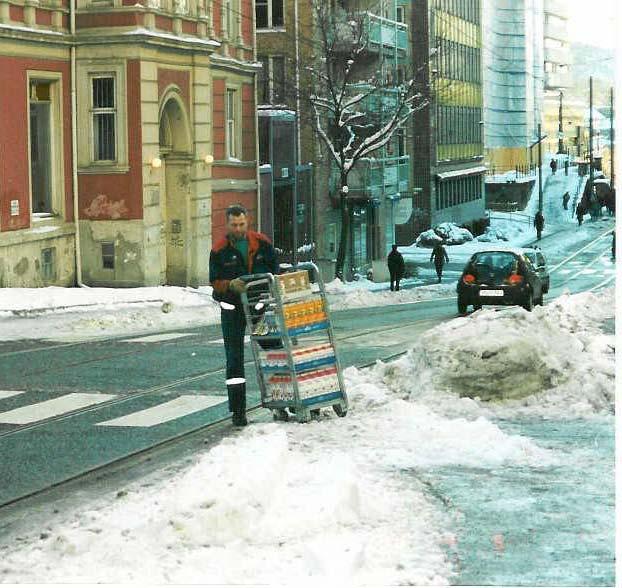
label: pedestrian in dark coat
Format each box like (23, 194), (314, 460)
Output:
(562, 191), (570, 210)
(387, 244), (405, 291)
(564, 159), (569, 176)
(209, 204), (278, 427)
(534, 211), (545, 240)
(576, 203), (585, 226)
(550, 159), (557, 175)
(430, 241), (449, 283)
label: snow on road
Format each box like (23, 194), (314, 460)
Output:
(0, 288), (612, 585)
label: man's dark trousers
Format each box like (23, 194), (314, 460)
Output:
(390, 271), (401, 291)
(221, 305), (247, 415)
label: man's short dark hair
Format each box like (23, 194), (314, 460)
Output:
(226, 204), (248, 220)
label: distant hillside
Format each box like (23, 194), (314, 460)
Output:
(568, 43), (615, 104)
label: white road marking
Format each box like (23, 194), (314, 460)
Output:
(122, 332), (196, 343)
(209, 336), (251, 345)
(97, 395), (225, 427)
(0, 391), (25, 400)
(0, 393), (117, 424)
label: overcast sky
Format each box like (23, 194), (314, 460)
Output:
(567, 0), (617, 49)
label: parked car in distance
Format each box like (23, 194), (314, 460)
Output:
(457, 249), (544, 313)
(521, 247), (549, 293)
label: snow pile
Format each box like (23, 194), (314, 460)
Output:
(0, 285), (214, 315)
(376, 288), (615, 420)
(0, 289), (611, 584)
(475, 226), (509, 242)
(325, 279), (455, 309)
(414, 223), (474, 248)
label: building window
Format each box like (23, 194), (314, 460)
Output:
(226, 88), (239, 159)
(396, 128), (406, 157)
(256, 0), (283, 29)
(396, 6), (405, 23)
(91, 76), (116, 161)
(29, 81), (54, 214)
(101, 242), (115, 269)
(41, 247), (56, 281)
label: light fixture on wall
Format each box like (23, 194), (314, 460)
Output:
(150, 157), (162, 169)
(203, 154), (214, 165)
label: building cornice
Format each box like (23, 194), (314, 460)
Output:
(210, 53), (261, 74)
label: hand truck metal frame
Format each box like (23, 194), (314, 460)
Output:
(239, 262), (348, 423)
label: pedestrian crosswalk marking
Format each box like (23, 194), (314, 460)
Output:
(0, 393), (117, 424)
(0, 391), (25, 400)
(122, 332), (196, 343)
(96, 395), (225, 428)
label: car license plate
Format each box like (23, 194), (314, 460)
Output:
(480, 289), (504, 297)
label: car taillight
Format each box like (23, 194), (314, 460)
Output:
(506, 274), (523, 285)
(463, 274), (476, 284)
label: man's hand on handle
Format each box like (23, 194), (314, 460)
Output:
(229, 278), (246, 294)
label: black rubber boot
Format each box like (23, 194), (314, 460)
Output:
(228, 382), (247, 427)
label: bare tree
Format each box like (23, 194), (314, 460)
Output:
(307, 0), (428, 280)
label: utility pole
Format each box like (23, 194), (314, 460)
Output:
(611, 86), (615, 191)
(538, 123), (543, 213)
(589, 76), (594, 192)
(557, 90), (564, 154)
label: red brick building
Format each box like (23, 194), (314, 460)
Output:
(0, 0), (258, 287)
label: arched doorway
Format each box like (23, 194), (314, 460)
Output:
(159, 91), (192, 285)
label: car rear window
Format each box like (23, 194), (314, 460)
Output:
(469, 252), (519, 282)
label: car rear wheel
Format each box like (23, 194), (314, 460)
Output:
(458, 299), (467, 314)
(522, 290), (534, 311)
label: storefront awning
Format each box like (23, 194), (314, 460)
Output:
(437, 165), (487, 181)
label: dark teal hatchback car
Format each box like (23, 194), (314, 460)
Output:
(457, 249), (544, 314)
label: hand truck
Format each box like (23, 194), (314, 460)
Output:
(239, 262), (348, 423)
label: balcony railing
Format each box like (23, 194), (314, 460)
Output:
(333, 155), (411, 201)
(347, 83), (401, 112)
(365, 12), (408, 53)
(331, 12), (408, 54)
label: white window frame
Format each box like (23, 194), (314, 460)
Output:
(225, 87), (241, 160)
(77, 62), (128, 173)
(27, 71), (65, 220)
(256, 0), (284, 30)
(91, 75), (117, 163)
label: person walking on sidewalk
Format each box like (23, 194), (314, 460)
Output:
(550, 159), (557, 175)
(387, 244), (405, 291)
(534, 211), (545, 240)
(209, 204), (278, 427)
(576, 203), (585, 226)
(430, 241), (449, 283)
(562, 191), (570, 210)
(564, 159), (569, 176)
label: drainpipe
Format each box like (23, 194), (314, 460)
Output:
(293, 0), (301, 265)
(70, 0), (84, 286)
(253, 0), (261, 233)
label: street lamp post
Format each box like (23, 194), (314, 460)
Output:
(557, 91), (564, 154)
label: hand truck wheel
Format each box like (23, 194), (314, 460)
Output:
(272, 409), (289, 422)
(332, 403), (347, 417)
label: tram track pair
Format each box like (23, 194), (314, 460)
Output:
(0, 228), (614, 440)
